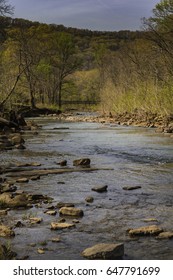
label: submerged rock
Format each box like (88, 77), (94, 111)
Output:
(128, 225), (163, 236)
(123, 186), (141, 191)
(91, 185), (108, 193)
(59, 207), (84, 217)
(82, 243), (124, 260)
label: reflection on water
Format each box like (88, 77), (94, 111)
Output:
(1, 117), (173, 259)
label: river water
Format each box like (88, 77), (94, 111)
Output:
(1, 117), (173, 259)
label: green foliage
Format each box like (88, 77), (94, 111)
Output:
(0, 3), (173, 116)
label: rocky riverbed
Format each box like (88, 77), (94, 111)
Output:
(0, 112), (173, 259)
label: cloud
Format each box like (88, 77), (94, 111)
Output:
(10, 0), (159, 31)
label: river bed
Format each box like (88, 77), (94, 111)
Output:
(0, 117), (173, 259)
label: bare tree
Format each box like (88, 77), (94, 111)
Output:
(0, 0), (14, 16)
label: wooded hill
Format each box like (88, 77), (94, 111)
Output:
(0, 0), (173, 116)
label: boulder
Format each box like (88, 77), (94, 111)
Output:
(59, 207), (84, 217)
(73, 158), (90, 167)
(92, 185), (108, 193)
(0, 225), (15, 237)
(128, 225), (163, 236)
(51, 222), (75, 230)
(82, 243), (124, 260)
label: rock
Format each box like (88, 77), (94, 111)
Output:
(29, 217), (42, 224)
(91, 185), (108, 193)
(128, 225), (163, 236)
(30, 175), (40, 181)
(156, 231), (173, 239)
(0, 209), (8, 216)
(16, 178), (29, 183)
(85, 196), (94, 203)
(14, 221), (25, 228)
(15, 144), (26, 150)
(51, 222), (75, 230)
(45, 210), (57, 216)
(11, 135), (25, 145)
(0, 225), (15, 237)
(0, 193), (28, 209)
(0, 183), (17, 193)
(51, 236), (61, 242)
(143, 218), (158, 223)
(59, 207), (84, 217)
(72, 219), (80, 223)
(37, 248), (45, 254)
(123, 186), (141, 191)
(57, 160), (67, 166)
(57, 202), (75, 208)
(82, 243), (124, 260)
(73, 158), (90, 167)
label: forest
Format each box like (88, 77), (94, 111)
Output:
(0, 0), (173, 117)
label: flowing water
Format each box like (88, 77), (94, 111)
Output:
(0, 116), (173, 260)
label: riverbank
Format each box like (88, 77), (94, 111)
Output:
(56, 110), (173, 137)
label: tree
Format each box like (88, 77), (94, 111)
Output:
(49, 32), (81, 108)
(143, 1), (173, 65)
(0, 0), (14, 16)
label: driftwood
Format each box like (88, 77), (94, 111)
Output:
(0, 117), (18, 129)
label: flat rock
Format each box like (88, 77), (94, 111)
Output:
(59, 207), (84, 217)
(16, 178), (29, 183)
(123, 186), (141, 191)
(0, 225), (15, 237)
(29, 217), (42, 224)
(129, 225), (163, 236)
(30, 175), (40, 181)
(57, 202), (75, 208)
(51, 236), (61, 242)
(92, 185), (108, 193)
(82, 243), (124, 260)
(45, 210), (57, 216)
(156, 231), (173, 239)
(51, 222), (75, 230)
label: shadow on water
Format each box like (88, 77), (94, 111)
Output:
(0, 117), (173, 259)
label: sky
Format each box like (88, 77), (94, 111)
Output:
(9, 0), (160, 31)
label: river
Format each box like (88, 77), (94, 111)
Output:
(1, 116), (173, 259)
